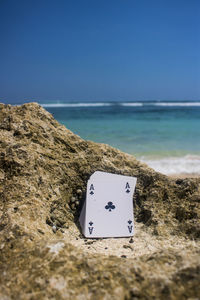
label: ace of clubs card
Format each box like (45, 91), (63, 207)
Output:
(79, 171), (137, 238)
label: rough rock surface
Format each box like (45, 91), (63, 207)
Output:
(0, 103), (199, 300)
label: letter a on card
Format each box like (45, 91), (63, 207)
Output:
(79, 171), (137, 238)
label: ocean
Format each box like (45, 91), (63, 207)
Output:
(8, 100), (200, 175)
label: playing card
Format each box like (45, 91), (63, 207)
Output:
(79, 171), (137, 238)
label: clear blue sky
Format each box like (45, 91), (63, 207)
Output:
(0, 0), (199, 103)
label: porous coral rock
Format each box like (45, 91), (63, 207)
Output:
(0, 103), (199, 299)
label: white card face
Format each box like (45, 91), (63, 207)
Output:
(79, 171), (137, 238)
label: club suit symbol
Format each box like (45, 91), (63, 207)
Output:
(88, 221), (94, 234)
(127, 220), (133, 233)
(105, 202), (116, 212)
(89, 184), (95, 195)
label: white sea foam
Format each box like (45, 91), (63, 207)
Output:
(120, 102), (143, 107)
(140, 155), (200, 175)
(41, 101), (200, 108)
(154, 102), (200, 107)
(41, 102), (112, 108)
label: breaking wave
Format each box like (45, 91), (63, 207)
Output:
(140, 155), (200, 175)
(154, 102), (200, 107)
(120, 103), (143, 107)
(40, 101), (200, 108)
(41, 102), (112, 108)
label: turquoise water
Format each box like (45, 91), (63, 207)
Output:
(39, 101), (200, 175)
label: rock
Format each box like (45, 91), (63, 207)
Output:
(76, 189), (82, 195)
(70, 196), (76, 203)
(52, 225), (57, 233)
(0, 102), (199, 299)
(129, 237), (134, 243)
